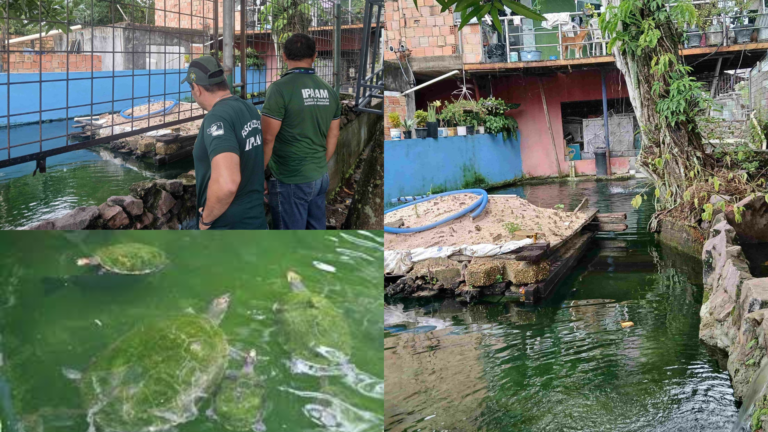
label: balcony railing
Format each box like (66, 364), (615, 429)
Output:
(494, 11), (768, 64)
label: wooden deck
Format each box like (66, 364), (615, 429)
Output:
(463, 42), (768, 73)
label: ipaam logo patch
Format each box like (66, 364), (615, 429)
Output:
(207, 122), (224, 136)
(301, 88), (330, 106)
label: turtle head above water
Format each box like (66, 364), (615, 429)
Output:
(207, 293), (231, 324)
(76, 257), (99, 267)
(287, 270), (307, 292)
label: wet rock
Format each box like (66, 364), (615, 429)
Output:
(726, 194), (768, 243)
(137, 138), (156, 153)
(385, 277), (416, 297)
(107, 195), (143, 216)
(409, 258), (459, 278)
(167, 216), (180, 230)
(129, 181), (155, 199)
(433, 267), (462, 287)
(156, 179), (183, 196)
(171, 199), (182, 214)
(456, 283), (481, 302)
(133, 210), (155, 229)
(144, 189), (177, 218)
(465, 261), (503, 287)
(98, 203), (130, 229)
(156, 141), (181, 155)
(25, 220), (56, 230)
(177, 172), (196, 186)
(52, 206), (99, 230)
(483, 281), (509, 295)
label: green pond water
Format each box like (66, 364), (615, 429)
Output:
(385, 179), (739, 431)
(0, 230), (384, 432)
(0, 120), (193, 229)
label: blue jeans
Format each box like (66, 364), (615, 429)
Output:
(268, 173), (329, 230)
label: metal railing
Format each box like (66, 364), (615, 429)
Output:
(0, 0), (378, 170)
(494, 11), (768, 64)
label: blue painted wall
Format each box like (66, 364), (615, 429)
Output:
(384, 133), (523, 203)
(0, 67), (266, 125)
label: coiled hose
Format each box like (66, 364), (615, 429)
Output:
(384, 189), (488, 234)
(120, 99), (178, 119)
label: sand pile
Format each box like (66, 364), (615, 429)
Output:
(384, 194), (590, 251)
(96, 102), (205, 137)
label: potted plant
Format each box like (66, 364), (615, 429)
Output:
(480, 97), (520, 140)
(427, 102), (440, 138)
(388, 112), (402, 140)
(414, 110), (428, 139)
(686, 25), (703, 47)
(402, 118), (415, 139)
(439, 102), (462, 137)
(583, 3), (595, 17)
(245, 48), (266, 69)
(184, 54), (191, 68)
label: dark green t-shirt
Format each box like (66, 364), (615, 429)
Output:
(193, 96), (267, 229)
(262, 67), (342, 184)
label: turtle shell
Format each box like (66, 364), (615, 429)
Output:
(95, 243), (167, 275)
(276, 291), (352, 365)
(81, 314), (229, 432)
(214, 372), (265, 431)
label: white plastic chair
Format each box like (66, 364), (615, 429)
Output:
(588, 18), (604, 56)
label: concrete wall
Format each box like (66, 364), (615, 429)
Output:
(383, 133), (523, 202)
(52, 24), (208, 71)
(0, 67), (263, 124)
(327, 110), (383, 198)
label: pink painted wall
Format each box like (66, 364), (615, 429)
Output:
(574, 156), (632, 175)
(491, 70), (629, 177)
(414, 69), (632, 178)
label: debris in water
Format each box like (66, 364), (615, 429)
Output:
(621, 321), (634, 329)
(62, 367), (82, 380)
(94, 319), (103, 327)
(313, 261), (336, 273)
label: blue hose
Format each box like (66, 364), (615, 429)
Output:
(120, 99), (178, 119)
(384, 189), (489, 234)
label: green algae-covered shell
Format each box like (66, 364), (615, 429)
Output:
(214, 373), (265, 431)
(95, 243), (168, 275)
(276, 291), (352, 364)
(81, 314), (228, 432)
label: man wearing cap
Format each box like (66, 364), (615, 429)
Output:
(182, 55), (267, 230)
(261, 33), (341, 230)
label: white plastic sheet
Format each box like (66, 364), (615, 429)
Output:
(384, 238), (533, 274)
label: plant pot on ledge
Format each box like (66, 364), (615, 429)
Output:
(390, 129), (402, 140)
(457, 126), (468, 136)
(477, 125), (485, 134)
(403, 130), (413, 139)
(426, 121), (438, 138)
(466, 125), (475, 135)
(415, 127), (428, 139)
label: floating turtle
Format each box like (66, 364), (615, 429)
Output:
(76, 243), (168, 275)
(80, 294), (231, 432)
(212, 349), (266, 432)
(276, 271), (351, 365)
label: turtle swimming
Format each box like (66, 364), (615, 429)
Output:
(212, 349), (266, 432)
(76, 243), (168, 275)
(276, 270), (351, 365)
(80, 294), (231, 432)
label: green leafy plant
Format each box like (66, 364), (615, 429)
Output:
(554, 204), (564, 210)
(403, 118), (415, 132)
(503, 221), (521, 235)
(414, 110), (429, 128)
(438, 101), (464, 128)
(480, 97), (520, 140)
(495, 274), (503, 283)
(427, 101), (440, 123)
(245, 48), (266, 69)
(388, 112), (402, 129)
(429, 0), (545, 35)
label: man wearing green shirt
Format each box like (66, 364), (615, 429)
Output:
(182, 55), (267, 230)
(262, 33), (341, 230)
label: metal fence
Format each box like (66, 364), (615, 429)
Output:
(0, 0), (374, 170)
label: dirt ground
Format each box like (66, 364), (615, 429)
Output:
(384, 194), (591, 250)
(96, 102), (205, 137)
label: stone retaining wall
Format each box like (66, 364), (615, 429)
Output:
(698, 201), (768, 429)
(26, 173), (197, 230)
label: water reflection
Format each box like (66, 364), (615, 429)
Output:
(385, 180), (737, 431)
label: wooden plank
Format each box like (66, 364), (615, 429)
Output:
(573, 197), (589, 213)
(597, 240), (628, 249)
(525, 231), (595, 305)
(515, 248), (548, 262)
(551, 208), (598, 251)
(584, 222), (628, 232)
(596, 212), (627, 221)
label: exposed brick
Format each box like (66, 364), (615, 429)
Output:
(419, 36), (429, 46)
(444, 46), (454, 55)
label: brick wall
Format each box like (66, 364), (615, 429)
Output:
(384, 0), (457, 60)
(384, 92), (407, 140)
(5, 53), (102, 73)
(8, 36), (55, 52)
(155, 0), (215, 30)
(461, 24), (482, 64)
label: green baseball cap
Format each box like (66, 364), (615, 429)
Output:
(181, 55), (226, 85)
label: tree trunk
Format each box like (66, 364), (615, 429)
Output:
(607, 0), (715, 225)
